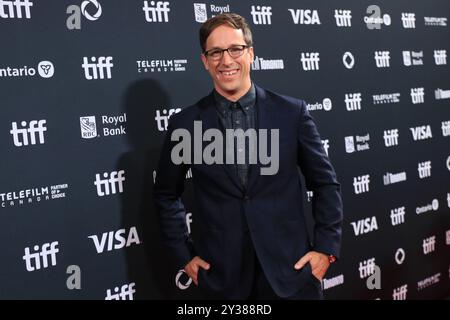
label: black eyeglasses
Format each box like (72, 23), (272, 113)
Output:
(204, 45), (249, 60)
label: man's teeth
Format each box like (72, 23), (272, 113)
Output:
(222, 70), (237, 76)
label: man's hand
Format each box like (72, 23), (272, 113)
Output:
(294, 251), (330, 281)
(184, 256), (210, 286)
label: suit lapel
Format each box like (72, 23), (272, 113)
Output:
(247, 85), (273, 193)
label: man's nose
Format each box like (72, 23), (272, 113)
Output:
(221, 50), (234, 65)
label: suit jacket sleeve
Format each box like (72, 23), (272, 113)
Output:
(153, 116), (195, 268)
(296, 99), (343, 258)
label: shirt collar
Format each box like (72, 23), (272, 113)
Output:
(214, 82), (256, 115)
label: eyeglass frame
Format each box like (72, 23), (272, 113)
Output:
(203, 45), (250, 60)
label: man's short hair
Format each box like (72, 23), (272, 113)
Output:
(199, 13), (253, 53)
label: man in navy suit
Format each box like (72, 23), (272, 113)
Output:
(153, 13), (343, 300)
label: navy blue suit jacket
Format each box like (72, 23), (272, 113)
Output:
(153, 85), (343, 299)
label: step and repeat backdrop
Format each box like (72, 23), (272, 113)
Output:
(1, 0), (449, 299)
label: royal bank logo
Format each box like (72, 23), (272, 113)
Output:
(307, 98), (332, 112)
(80, 113), (127, 138)
(434, 50), (447, 65)
(403, 51), (423, 66)
(443, 121), (450, 137)
(374, 51), (390, 68)
(250, 5), (272, 25)
(80, 116), (97, 139)
(383, 129), (399, 147)
(365, 5), (391, 29)
(373, 93), (400, 105)
(137, 59), (188, 73)
(251, 56), (284, 71)
(288, 9), (320, 25)
(410, 87), (425, 104)
(105, 282), (136, 300)
(193, 3), (230, 23)
(143, 1), (170, 23)
(0, 60), (54, 79)
(435, 88), (450, 100)
(446, 230), (450, 245)
(345, 93), (362, 111)
(300, 52), (319, 71)
(345, 134), (370, 153)
(334, 9), (352, 27)
(390, 206), (405, 226)
(1, 183), (69, 208)
(401, 13), (415, 28)
(0, 0), (33, 19)
(424, 16), (447, 27)
(155, 107), (182, 131)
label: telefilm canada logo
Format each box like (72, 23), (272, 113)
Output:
(1, 183), (69, 208)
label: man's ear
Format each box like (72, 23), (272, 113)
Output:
(201, 54), (209, 71)
(248, 46), (255, 63)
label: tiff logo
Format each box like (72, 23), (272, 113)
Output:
(94, 170), (125, 197)
(10, 120), (47, 147)
(0, 0), (33, 19)
(250, 5), (272, 25)
(353, 175), (370, 194)
(383, 129), (399, 147)
(82, 56), (113, 80)
(434, 50), (447, 65)
(334, 9), (352, 27)
(345, 93), (362, 111)
(359, 257), (376, 279)
(418, 161), (431, 178)
(374, 51), (390, 68)
(391, 206), (405, 226)
(442, 121), (450, 137)
(155, 107), (182, 131)
(143, 1), (170, 22)
(23, 241), (59, 272)
(393, 285), (407, 300)
(401, 13), (415, 28)
(423, 236), (436, 254)
(300, 52), (319, 70)
(105, 282), (136, 300)
(411, 87), (424, 104)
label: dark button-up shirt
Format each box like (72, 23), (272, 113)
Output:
(214, 83), (257, 188)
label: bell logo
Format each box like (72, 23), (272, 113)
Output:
(88, 226), (141, 253)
